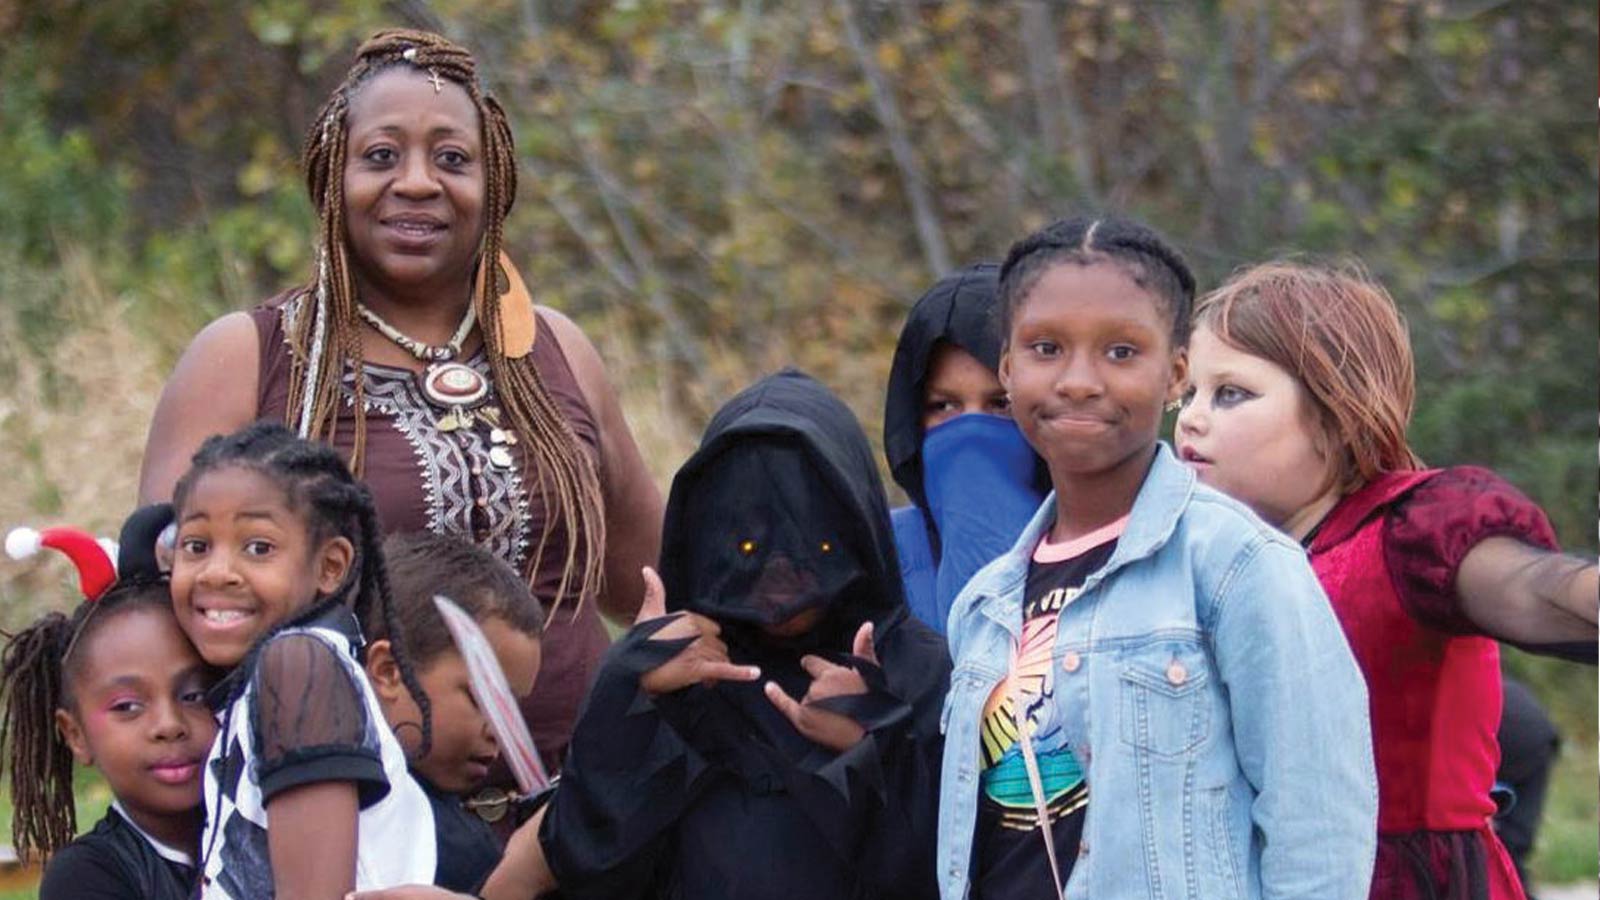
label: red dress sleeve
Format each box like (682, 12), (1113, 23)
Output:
(1383, 466), (1560, 634)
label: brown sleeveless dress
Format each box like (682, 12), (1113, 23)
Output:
(251, 294), (611, 770)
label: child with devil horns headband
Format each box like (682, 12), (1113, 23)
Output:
(1, 505), (219, 900)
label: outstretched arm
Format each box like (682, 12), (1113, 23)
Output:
(1458, 538), (1598, 656)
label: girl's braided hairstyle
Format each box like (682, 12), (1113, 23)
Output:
(172, 422), (434, 756)
(0, 505), (181, 861)
(289, 28), (604, 612)
(997, 215), (1198, 346)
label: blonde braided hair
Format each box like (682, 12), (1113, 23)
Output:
(291, 29), (604, 613)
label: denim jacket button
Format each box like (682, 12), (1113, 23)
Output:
(1061, 651), (1081, 673)
(1166, 660), (1188, 686)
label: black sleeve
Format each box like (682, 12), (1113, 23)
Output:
(775, 618), (950, 900)
(539, 615), (718, 900)
(856, 621), (949, 900)
(39, 841), (139, 900)
(250, 632), (389, 807)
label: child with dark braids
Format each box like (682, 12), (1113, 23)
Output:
(935, 216), (1377, 899)
(362, 532), (544, 895)
(169, 422), (437, 898)
(1, 505), (216, 900)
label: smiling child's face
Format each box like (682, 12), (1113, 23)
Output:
(170, 466), (353, 668)
(1000, 261), (1186, 484)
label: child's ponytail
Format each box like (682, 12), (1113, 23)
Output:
(351, 491), (433, 758)
(0, 612), (78, 860)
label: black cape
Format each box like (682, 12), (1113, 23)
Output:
(542, 370), (950, 900)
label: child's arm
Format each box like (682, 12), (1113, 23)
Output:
(1209, 537), (1377, 900)
(1455, 540), (1597, 658)
(268, 781), (360, 898)
(253, 633), (391, 900)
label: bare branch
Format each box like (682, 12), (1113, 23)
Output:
(833, 0), (952, 276)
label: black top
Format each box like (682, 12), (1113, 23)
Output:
(542, 370), (951, 900)
(38, 807), (196, 900)
(971, 539), (1114, 900)
(422, 778), (502, 893)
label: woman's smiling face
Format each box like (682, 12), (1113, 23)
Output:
(342, 67), (486, 302)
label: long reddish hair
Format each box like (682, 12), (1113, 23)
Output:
(1194, 261), (1424, 493)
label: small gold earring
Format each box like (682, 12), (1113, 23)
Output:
(1164, 398), (1182, 413)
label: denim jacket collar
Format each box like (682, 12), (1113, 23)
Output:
(977, 443), (1195, 639)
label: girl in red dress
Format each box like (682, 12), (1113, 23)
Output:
(1175, 261), (1596, 900)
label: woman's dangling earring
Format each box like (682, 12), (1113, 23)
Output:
(1164, 397), (1182, 413)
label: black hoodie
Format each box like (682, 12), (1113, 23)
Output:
(883, 262), (1007, 528)
(541, 370), (949, 900)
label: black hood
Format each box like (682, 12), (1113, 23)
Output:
(660, 369), (904, 649)
(883, 262), (1004, 513)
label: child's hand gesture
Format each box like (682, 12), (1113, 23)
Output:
(635, 567), (762, 696)
(765, 622), (877, 752)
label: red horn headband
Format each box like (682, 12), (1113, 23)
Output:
(6, 526), (119, 601)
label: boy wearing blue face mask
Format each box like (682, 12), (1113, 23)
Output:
(883, 263), (1050, 635)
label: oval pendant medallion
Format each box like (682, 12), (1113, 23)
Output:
(488, 446), (515, 469)
(421, 362), (489, 409)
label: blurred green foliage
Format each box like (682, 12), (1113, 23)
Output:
(0, 0), (1593, 885)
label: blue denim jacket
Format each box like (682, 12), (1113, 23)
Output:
(938, 445), (1376, 900)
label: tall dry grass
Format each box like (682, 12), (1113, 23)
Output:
(0, 246), (168, 626)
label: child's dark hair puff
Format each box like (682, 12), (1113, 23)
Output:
(997, 215), (1197, 346)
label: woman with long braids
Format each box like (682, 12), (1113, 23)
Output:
(139, 30), (663, 770)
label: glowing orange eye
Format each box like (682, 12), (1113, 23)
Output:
(819, 541), (833, 553)
(739, 539), (757, 555)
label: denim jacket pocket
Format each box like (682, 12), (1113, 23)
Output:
(1117, 645), (1212, 757)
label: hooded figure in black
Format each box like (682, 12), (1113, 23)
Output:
(539, 370), (950, 900)
(883, 263), (1047, 634)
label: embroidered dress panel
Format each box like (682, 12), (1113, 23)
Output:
(342, 356), (532, 572)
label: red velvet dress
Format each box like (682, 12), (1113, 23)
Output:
(1308, 467), (1558, 900)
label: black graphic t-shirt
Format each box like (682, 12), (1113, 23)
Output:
(970, 523), (1120, 900)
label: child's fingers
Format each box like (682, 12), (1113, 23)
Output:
(696, 660), (762, 684)
(765, 680), (806, 726)
(799, 654), (838, 680)
(635, 566), (669, 624)
(851, 621), (877, 665)
(344, 887), (470, 900)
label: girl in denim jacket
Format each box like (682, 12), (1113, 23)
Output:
(936, 216), (1377, 900)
